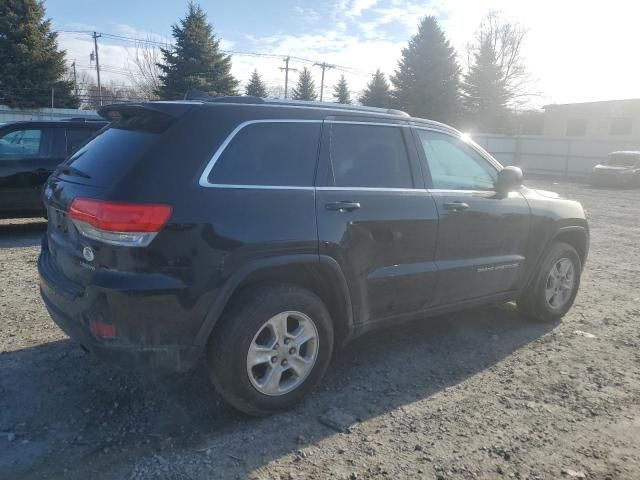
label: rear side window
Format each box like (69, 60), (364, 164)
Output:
(208, 122), (321, 186)
(327, 123), (413, 188)
(66, 128), (96, 154)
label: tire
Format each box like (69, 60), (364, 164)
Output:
(207, 283), (334, 416)
(517, 242), (582, 323)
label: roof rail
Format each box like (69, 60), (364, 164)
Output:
(65, 117), (105, 122)
(262, 98), (409, 117)
(181, 91), (410, 117)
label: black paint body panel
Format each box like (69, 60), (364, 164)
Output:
(37, 101), (589, 371)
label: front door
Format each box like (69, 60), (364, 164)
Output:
(414, 128), (531, 305)
(315, 120), (439, 324)
(0, 127), (64, 215)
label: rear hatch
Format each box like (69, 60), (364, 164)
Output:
(42, 103), (195, 288)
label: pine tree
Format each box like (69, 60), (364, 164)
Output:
(0, 0), (78, 108)
(156, 2), (238, 100)
(245, 69), (268, 97)
(332, 75), (351, 104)
(391, 16), (460, 123)
(461, 38), (509, 133)
(359, 69), (392, 108)
(291, 67), (317, 101)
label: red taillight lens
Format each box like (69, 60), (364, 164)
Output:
(89, 319), (116, 339)
(69, 198), (172, 233)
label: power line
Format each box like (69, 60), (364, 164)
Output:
(56, 30), (377, 79)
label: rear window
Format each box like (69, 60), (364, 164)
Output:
(62, 127), (158, 184)
(207, 122), (321, 187)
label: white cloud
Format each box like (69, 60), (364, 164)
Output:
(56, 0), (640, 106)
(347, 0), (379, 17)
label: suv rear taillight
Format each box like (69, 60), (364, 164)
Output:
(69, 198), (172, 247)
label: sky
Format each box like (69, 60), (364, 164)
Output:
(47, 0), (639, 108)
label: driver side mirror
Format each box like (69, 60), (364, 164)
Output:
(496, 166), (523, 194)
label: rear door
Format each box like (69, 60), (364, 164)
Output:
(414, 128), (531, 304)
(315, 119), (439, 325)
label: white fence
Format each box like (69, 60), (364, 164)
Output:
(473, 133), (640, 179)
(0, 105), (98, 122)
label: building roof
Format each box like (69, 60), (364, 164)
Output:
(544, 98), (640, 110)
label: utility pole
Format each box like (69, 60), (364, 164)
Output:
(279, 56), (297, 99)
(92, 32), (103, 106)
(314, 62), (335, 102)
(72, 60), (78, 97)
(51, 88), (54, 109)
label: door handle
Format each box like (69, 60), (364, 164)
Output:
(325, 201), (361, 212)
(442, 201), (470, 212)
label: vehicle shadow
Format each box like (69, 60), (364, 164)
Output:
(1, 304), (556, 479)
(0, 220), (46, 249)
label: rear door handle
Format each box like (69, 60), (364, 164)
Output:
(325, 201), (361, 212)
(442, 201), (470, 212)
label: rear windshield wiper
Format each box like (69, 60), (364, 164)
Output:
(58, 165), (91, 179)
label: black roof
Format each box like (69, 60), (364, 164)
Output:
(98, 96), (458, 135)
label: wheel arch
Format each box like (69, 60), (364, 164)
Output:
(552, 225), (589, 267)
(195, 255), (354, 348)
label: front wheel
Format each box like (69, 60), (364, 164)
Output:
(517, 242), (582, 322)
(208, 284), (334, 416)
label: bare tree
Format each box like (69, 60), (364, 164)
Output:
(128, 39), (163, 100)
(467, 11), (538, 107)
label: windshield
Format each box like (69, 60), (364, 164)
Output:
(605, 153), (640, 167)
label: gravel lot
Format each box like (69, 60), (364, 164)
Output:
(1, 179), (639, 480)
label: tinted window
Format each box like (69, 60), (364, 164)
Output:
(63, 127), (158, 184)
(66, 128), (96, 154)
(0, 129), (44, 158)
(209, 122), (321, 186)
(417, 130), (497, 190)
(327, 123), (413, 188)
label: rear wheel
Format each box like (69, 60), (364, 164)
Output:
(208, 284), (334, 416)
(517, 242), (582, 322)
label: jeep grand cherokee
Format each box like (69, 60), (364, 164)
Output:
(38, 97), (589, 415)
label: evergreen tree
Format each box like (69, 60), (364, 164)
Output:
(391, 16), (460, 123)
(332, 75), (351, 104)
(461, 38), (509, 133)
(359, 69), (392, 108)
(291, 67), (317, 101)
(156, 2), (238, 100)
(0, 0), (78, 108)
(245, 69), (268, 97)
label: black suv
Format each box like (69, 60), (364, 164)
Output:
(0, 118), (106, 218)
(38, 98), (589, 415)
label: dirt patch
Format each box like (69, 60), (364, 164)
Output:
(1, 180), (639, 479)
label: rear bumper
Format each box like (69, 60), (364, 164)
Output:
(38, 248), (204, 373)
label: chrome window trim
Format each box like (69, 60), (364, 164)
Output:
(198, 119), (323, 188)
(316, 186), (428, 193)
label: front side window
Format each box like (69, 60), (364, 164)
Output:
(0, 129), (44, 158)
(208, 122), (321, 186)
(417, 130), (497, 191)
(327, 123), (413, 188)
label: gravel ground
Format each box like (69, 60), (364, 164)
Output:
(1, 179), (639, 480)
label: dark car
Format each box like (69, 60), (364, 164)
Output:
(0, 118), (106, 218)
(38, 98), (589, 415)
(591, 151), (640, 187)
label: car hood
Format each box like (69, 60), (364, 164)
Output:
(527, 188), (562, 199)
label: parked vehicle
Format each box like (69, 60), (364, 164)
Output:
(38, 98), (589, 415)
(591, 151), (640, 187)
(0, 118), (106, 218)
